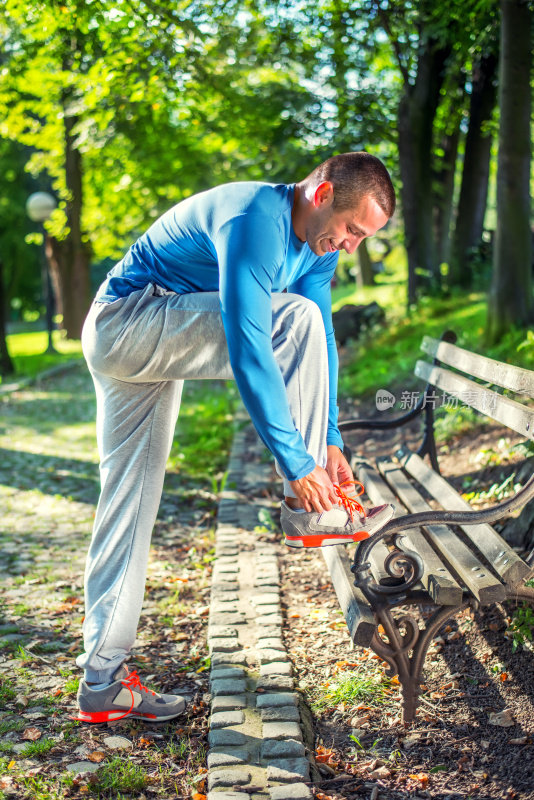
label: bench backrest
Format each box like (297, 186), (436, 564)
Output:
(414, 335), (534, 442)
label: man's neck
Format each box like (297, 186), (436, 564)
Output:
(291, 182), (307, 242)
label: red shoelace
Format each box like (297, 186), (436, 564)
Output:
(112, 669), (157, 720)
(124, 669), (156, 697)
(333, 479), (366, 522)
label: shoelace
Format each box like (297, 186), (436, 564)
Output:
(111, 669), (157, 721)
(124, 669), (157, 696)
(333, 479), (366, 522)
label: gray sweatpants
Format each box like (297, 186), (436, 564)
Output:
(76, 283), (330, 682)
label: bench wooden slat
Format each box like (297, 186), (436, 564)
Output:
(354, 458), (463, 605)
(377, 458), (506, 604)
(322, 546), (376, 646)
(415, 361), (534, 441)
(398, 447), (532, 586)
(421, 336), (534, 399)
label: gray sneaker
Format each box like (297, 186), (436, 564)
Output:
(74, 664), (187, 723)
(281, 501), (394, 547)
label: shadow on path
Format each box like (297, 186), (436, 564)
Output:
(0, 447), (99, 505)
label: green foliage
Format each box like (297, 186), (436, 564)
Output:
(517, 330), (534, 353)
(311, 669), (391, 712)
(17, 737), (55, 759)
(508, 604), (534, 653)
(168, 380), (240, 481)
(0, 0), (320, 272)
(0, 681), (16, 709)
(0, 138), (41, 316)
(90, 756), (148, 794)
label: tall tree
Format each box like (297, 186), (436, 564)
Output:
(368, 0), (501, 303)
(433, 67), (466, 269)
(451, 46), (499, 287)
(487, 0), (532, 341)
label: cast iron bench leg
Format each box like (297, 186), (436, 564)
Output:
(370, 603), (468, 723)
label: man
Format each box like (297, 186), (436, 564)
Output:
(74, 151), (395, 724)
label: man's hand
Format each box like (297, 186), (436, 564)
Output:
(325, 445), (354, 487)
(288, 465), (339, 513)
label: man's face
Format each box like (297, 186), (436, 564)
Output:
(305, 186), (389, 257)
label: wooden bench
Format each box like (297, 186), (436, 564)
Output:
(323, 331), (534, 722)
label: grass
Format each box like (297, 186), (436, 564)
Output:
(17, 738), (56, 758)
(88, 757), (148, 794)
(1, 329), (83, 384)
(311, 668), (392, 713)
(167, 380), (240, 481)
(0, 682), (16, 709)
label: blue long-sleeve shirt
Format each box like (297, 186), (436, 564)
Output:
(95, 181), (343, 480)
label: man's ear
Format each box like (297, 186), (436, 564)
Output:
(313, 181), (334, 207)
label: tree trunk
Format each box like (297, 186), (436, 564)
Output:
(397, 41), (450, 304)
(487, 0), (532, 343)
(356, 238), (375, 288)
(433, 69), (465, 271)
(451, 52), (498, 287)
(0, 258), (15, 376)
(434, 124), (461, 268)
(57, 107), (92, 339)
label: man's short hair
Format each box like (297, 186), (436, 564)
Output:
(308, 152), (395, 217)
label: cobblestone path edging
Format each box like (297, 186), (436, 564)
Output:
(207, 414), (313, 800)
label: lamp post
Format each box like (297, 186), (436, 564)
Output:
(26, 191), (58, 355)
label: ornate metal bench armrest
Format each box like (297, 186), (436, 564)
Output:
(352, 473), (534, 598)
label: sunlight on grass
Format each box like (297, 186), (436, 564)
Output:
(311, 668), (392, 713)
(333, 243), (408, 313)
(2, 330), (83, 384)
(168, 381), (240, 481)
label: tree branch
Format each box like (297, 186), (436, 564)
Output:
(376, 5), (411, 86)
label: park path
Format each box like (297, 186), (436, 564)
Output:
(0, 365), (219, 798)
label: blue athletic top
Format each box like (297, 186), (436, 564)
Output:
(95, 181), (343, 481)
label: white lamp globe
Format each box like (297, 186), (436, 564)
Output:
(26, 192), (57, 222)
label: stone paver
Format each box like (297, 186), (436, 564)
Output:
(208, 415), (311, 796)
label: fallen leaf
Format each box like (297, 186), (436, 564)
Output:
(488, 709), (515, 728)
(370, 766), (391, 779)
(15, 694), (29, 708)
(87, 751), (106, 763)
(500, 672), (508, 682)
(192, 795), (206, 800)
(409, 772), (429, 788)
(22, 727), (42, 741)
(315, 745), (336, 763)
(138, 738), (152, 748)
(7, 761), (16, 770)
